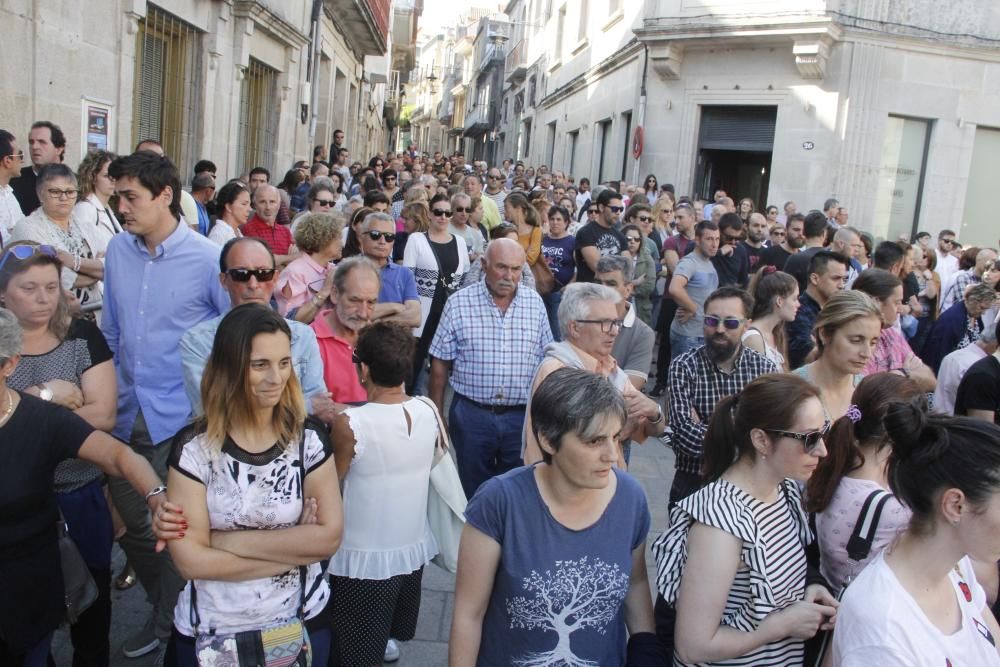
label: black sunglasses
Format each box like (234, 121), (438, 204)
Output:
(453, 207), (471, 213)
(366, 231), (397, 242)
(226, 268), (276, 282)
(314, 199), (336, 206)
(432, 209), (453, 217)
(764, 421), (831, 454)
(0, 244), (57, 272)
(608, 206), (625, 213)
(704, 315), (745, 330)
(587, 209), (598, 215)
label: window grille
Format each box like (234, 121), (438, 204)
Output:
(237, 58), (279, 175)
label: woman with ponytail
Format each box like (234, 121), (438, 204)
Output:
(653, 373), (838, 665)
(833, 403), (1000, 666)
(743, 268), (799, 370)
(805, 373), (922, 590)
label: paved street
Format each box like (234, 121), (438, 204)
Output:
(53, 436), (675, 666)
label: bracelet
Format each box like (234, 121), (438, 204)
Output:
(144, 485), (167, 502)
(649, 409), (664, 425)
(73, 254), (82, 272)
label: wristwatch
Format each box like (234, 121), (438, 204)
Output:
(144, 486), (167, 502)
(38, 383), (53, 401)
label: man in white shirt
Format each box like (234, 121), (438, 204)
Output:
(0, 130), (25, 241)
(935, 229), (960, 287)
(934, 320), (999, 415)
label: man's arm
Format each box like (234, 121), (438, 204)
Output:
(580, 245), (601, 273)
(373, 299), (422, 327)
(786, 310), (816, 370)
(668, 274), (698, 316)
(667, 357), (708, 460)
(179, 328), (210, 415)
(428, 357), (453, 419)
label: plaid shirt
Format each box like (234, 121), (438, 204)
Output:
(429, 280), (553, 405)
(668, 345), (778, 475)
(941, 269), (979, 312)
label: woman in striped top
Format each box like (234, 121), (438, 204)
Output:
(653, 373), (838, 665)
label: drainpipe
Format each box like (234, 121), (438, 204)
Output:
(631, 44), (649, 186)
(306, 0), (323, 137)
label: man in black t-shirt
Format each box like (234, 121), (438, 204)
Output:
(954, 352), (1000, 424)
(574, 188), (627, 283)
(742, 212), (768, 273)
(758, 212), (805, 271)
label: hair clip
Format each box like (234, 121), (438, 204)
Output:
(846, 404), (862, 424)
(762, 265), (778, 275)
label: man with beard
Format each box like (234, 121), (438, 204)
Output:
(783, 210), (832, 292)
(787, 250), (850, 369)
(665, 286), (777, 504)
(742, 211), (769, 273)
(310, 256), (381, 406)
(758, 212), (805, 270)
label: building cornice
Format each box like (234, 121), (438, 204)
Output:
(233, 0), (310, 48)
(539, 39), (643, 108)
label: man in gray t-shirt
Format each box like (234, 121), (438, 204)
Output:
(667, 221), (720, 359)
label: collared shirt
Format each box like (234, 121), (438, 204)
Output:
(863, 326), (917, 375)
(668, 345), (777, 475)
(429, 280), (552, 405)
(941, 268), (979, 312)
(788, 291), (822, 369)
(934, 343), (988, 415)
(378, 261), (419, 304)
(101, 220), (230, 443)
(195, 201), (210, 236)
(0, 183), (22, 240)
(612, 304), (655, 384)
(310, 311), (367, 404)
(241, 214), (293, 255)
(179, 313), (326, 415)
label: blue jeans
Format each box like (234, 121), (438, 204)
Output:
(542, 290), (562, 342)
(669, 331), (704, 361)
(449, 394), (526, 499)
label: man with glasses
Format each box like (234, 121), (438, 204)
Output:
(358, 212), (421, 328)
(0, 130), (25, 240)
(574, 188), (629, 283)
(189, 173), (215, 237)
(449, 192), (485, 258)
(10, 121), (66, 216)
(667, 286), (777, 503)
(935, 229), (960, 287)
(101, 151), (230, 659)
(483, 167), (508, 214)
(712, 213), (750, 287)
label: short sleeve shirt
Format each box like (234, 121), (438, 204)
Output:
(465, 466), (650, 666)
(670, 252), (718, 337)
(378, 261), (419, 305)
(954, 355), (1000, 423)
(168, 420), (333, 635)
(573, 221), (627, 283)
(240, 215), (293, 255)
(541, 235), (576, 286)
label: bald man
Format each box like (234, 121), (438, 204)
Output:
(428, 238), (553, 497)
(241, 184), (297, 266)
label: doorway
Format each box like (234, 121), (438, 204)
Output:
(695, 105), (776, 209)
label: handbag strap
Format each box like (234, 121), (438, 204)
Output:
(415, 396), (450, 456)
(846, 489), (893, 563)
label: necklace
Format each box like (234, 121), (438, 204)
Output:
(0, 388), (13, 426)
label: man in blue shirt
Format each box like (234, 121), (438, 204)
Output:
(179, 237), (334, 421)
(102, 151), (229, 657)
(359, 211), (421, 327)
(190, 172), (215, 236)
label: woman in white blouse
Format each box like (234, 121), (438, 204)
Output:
(330, 321), (439, 666)
(207, 181), (250, 246)
(73, 150), (122, 260)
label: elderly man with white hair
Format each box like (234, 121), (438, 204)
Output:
(522, 282), (666, 467)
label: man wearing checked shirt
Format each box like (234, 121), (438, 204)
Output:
(428, 238), (553, 498)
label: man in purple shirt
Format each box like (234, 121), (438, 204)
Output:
(359, 211), (421, 327)
(102, 151), (229, 658)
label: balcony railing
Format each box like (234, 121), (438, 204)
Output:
(505, 39), (527, 83)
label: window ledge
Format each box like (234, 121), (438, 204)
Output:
(602, 9), (624, 32)
(571, 38), (589, 56)
(547, 58), (562, 73)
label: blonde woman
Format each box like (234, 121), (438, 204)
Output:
(159, 304), (342, 665)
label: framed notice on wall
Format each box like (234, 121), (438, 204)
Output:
(80, 98), (114, 160)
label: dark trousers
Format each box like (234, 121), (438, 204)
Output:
(657, 468), (704, 660)
(655, 299), (678, 385)
(449, 394), (526, 499)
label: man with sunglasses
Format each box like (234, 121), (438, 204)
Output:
(483, 167), (508, 214)
(449, 192), (485, 258)
(574, 188), (629, 283)
(935, 229), (960, 287)
(0, 130), (25, 241)
(667, 286), (777, 503)
(358, 212), (421, 328)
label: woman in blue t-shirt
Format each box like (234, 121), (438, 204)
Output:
(540, 205), (576, 341)
(449, 368), (661, 666)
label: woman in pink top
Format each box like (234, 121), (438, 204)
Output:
(275, 212), (344, 316)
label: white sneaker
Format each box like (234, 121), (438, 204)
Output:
(383, 638), (401, 663)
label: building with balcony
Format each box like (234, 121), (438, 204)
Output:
(463, 16), (510, 165)
(2, 0), (393, 181)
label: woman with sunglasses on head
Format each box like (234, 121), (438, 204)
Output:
(832, 402), (1000, 666)
(208, 181), (251, 246)
(403, 193), (469, 391)
(157, 303), (342, 667)
(0, 242), (119, 665)
(793, 290), (883, 421)
(653, 373), (838, 666)
(0, 308), (166, 667)
(11, 163), (103, 313)
(275, 213), (344, 317)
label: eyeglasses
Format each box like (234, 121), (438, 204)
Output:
(384, 176), (396, 182)
(226, 268), (276, 282)
(575, 318), (624, 333)
(487, 175), (502, 180)
(453, 207), (471, 213)
(764, 421), (831, 454)
(0, 244), (57, 272)
(2, 150), (24, 161)
(432, 209), (453, 217)
(366, 231), (397, 242)
(314, 199), (336, 207)
(941, 238), (955, 245)
(608, 206), (625, 213)
(626, 236), (641, 243)
(587, 209), (598, 215)
(637, 216), (652, 223)
(46, 188), (78, 199)
(703, 315), (746, 330)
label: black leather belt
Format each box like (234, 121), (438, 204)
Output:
(457, 393), (527, 414)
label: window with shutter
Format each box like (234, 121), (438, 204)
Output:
(237, 58), (279, 175)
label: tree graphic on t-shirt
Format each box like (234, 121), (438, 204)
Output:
(506, 556), (630, 667)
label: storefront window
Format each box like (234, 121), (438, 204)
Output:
(961, 126), (1000, 248)
(873, 116), (931, 242)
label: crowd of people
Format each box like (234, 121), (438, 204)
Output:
(2, 117), (1000, 667)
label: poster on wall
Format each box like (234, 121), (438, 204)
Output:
(80, 98), (114, 159)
